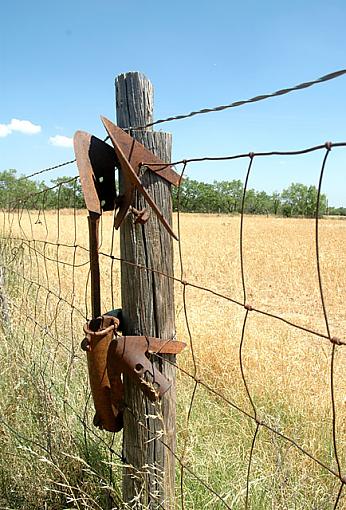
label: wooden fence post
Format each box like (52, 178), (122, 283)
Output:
(115, 72), (177, 509)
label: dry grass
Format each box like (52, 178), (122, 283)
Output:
(1, 209), (346, 509)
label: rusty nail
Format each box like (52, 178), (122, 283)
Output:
(131, 206), (150, 225)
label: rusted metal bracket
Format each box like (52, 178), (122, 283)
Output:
(108, 336), (186, 402)
(82, 315), (186, 432)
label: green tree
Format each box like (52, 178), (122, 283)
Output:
(281, 183), (327, 217)
(45, 177), (84, 209)
(270, 191), (281, 215)
(214, 180), (243, 213)
(172, 178), (220, 212)
(0, 169), (43, 209)
(254, 191), (271, 214)
(243, 189), (257, 213)
(0, 170), (85, 210)
(328, 206), (346, 216)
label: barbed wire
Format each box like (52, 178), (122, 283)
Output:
(128, 68), (346, 131)
(9, 68), (346, 183)
(12, 137), (110, 183)
(16, 159), (77, 182)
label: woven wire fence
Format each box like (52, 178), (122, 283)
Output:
(1, 142), (346, 509)
(1, 70), (346, 509)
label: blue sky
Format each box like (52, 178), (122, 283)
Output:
(1, 0), (346, 205)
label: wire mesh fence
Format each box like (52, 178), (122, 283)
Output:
(1, 142), (346, 509)
(1, 71), (346, 509)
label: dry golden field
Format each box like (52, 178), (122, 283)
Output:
(1, 209), (346, 508)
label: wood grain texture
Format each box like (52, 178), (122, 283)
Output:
(116, 72), (176, 509)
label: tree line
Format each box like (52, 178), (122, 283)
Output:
(0, 169), (85, 210)
(1, 169), (345, 217)
(172, 178), (345, 217)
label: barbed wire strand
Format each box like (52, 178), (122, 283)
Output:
(128, 68), (346, 131)
(11, 68), (346, 183)
(16, 159), (77, 182)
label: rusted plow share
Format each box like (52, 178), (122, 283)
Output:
(74, 116), (186, 432)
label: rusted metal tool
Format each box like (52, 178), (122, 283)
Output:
(107, 336), (186, 404)
(82, 315), (124, 432)
(73, 131), (117, 318)
(74, 131), (124, 431)
(74, 122), (185, 433)
(101, 115), (179, 240)
(82, 316), (186, 432)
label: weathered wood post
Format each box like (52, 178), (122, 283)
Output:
(115, 72), (177, 508)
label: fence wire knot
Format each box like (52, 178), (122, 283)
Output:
(331, 336), (342, 346)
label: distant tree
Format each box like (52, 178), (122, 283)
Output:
(46, 177), (84, 209)
(172, 178), (220, 212)
(270, 192), (281, 215)
(173, 178), (244, 213)
(195, 181), (220, 212)
(281, 183), (327, 217)
(327, 206), (346, 216)
(243, 189), (257, 213)
(0, 170), (85, 210)
(0, 169), (43, 209)
(254, 191), (271, 215)
(214, 180), (243, 213)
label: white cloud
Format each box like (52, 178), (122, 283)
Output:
(49, 135), (73, 148)
(0, 124), (11, 138)
(0, 118), (42, 137)
(8, 118), (41, 134)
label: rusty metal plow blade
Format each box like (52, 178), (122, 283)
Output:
(74, 119), (180, 240)
(101, 115), (179, 240)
